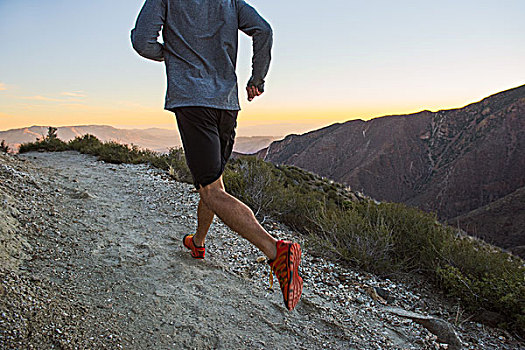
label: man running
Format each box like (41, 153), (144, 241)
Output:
(131, 0), (303, 310)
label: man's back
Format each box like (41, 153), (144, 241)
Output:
(131, 0), (272, 111)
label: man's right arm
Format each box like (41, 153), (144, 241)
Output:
(237, 1), (273, 95)
(131, 0), (166, 62)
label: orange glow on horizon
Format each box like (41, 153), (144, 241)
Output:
(0, 91), (511, 136)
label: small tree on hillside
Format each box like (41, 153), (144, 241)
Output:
(0, 140), (8, 153)
(47, 127), (58, 140)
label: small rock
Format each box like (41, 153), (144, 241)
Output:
(386, 307), (462, 350)
(355, 295), (366, 304)
(365, 286), (386, 304)
(374, 287), (394, 303)
(256, 256), (267, 264)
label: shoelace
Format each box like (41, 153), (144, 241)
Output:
(269, 257), (289, 292)
(269, 265), (274, 290)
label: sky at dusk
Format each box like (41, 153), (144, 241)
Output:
(1, 0), (524, 136)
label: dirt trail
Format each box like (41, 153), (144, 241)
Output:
(2, 151), (521, 349)
(12, 152), (359, 349)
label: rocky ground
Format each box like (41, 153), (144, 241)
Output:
(0, 151), (523, 349)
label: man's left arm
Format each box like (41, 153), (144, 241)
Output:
(131, 0), (166, 62)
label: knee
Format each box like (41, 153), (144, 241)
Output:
(198, 184), (223, 204)
(198, 176), (225, 205)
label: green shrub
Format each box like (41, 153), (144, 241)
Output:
(225, 157), (283, 219)
(68, 134), (103, 154)
(157, 148), (192, 183)
(95, 141), (139, 164)
(352, 202), (454, 270)
(306, 203), (396, 272)
(1, 140), (8, 153)
(437, 237), (525, 330)
(22, 133), (193, 184)
(19, 127), (68, 153)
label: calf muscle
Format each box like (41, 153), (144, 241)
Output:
(198, 177), (277, 260)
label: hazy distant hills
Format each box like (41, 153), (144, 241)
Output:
(258, 85), (525, 255)
(0, 125), (279, 155)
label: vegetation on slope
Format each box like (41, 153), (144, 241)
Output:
(19, 129), (191, 183)
(19, 129), (525, 334)
(1, 140), (9, 153)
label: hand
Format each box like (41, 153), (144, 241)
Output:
(246, 85), (263, 101)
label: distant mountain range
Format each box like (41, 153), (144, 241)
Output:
(257, 85), (525, 256)
(0, 125), (279, 155)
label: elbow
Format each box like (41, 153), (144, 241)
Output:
(130, 29), (147, 55)
(129, 27), (164, 62)
(132, 42), (148, 57)
(262, 22), (273, 39)
(130, 30), (164, 62)
(132, 42), (144, 56)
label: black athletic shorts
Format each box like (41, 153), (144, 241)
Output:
(171, 106), (238, 189)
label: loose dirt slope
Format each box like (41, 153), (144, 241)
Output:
(1, 152), (520, 349)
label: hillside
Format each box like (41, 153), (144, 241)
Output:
(1, 151), (520, 349)
(448, 185), (525, 257)
(258, 85), (525, 254)
(0, 125), (278, 154)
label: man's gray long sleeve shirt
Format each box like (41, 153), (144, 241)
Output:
(131, 0), (272, 111)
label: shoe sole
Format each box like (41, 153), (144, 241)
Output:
(287, 243), (303, 310)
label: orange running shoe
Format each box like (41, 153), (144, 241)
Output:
(269, 240), (303, 311)
(183, 234), (205, 259)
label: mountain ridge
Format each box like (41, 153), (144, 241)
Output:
(258, 84), (525, 254)
(0, 125), (279, 155)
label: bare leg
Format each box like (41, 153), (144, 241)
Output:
(198, 176), (277, 260)
(193, 198), (214, 247)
